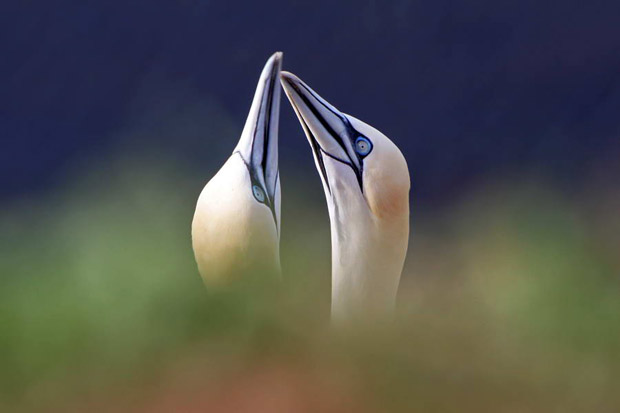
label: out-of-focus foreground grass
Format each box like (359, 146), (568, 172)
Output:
(1, 158), (619, 412)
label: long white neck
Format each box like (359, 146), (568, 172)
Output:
(327, 184), (408, 324)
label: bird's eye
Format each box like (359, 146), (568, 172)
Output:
(252, 185), (266, 203)
(355, 136), (372, 156)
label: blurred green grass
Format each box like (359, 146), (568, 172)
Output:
(1, 158), (618, 412)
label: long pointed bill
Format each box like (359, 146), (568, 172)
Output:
(235, 52), (283, 204)
(279, 71), (363, 193)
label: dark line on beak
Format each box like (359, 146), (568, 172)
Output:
(297, 107), (332, 195)
(260, 61), (279, 196)
(297, 81), (347, 124)
(286, 80), (350, 157)
(245, 62), (280, 230)
(286, 79), (364, 192)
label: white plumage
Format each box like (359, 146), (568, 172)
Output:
(192, 52), (283, 284)
(280, 71), (410, 322)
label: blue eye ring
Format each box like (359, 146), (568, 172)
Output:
(354, 136), (373, 156)
(252, 185), (265, 203)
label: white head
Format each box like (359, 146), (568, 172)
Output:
(280, 71), (410, 322)
(192, 52), (283, 284)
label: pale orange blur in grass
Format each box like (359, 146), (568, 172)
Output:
(1, 159), (618, 412)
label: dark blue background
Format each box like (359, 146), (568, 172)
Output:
(2, 0), (619, 202)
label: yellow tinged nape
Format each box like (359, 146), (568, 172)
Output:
(363, 136), (410, 223)
(279, 71), (411, 322)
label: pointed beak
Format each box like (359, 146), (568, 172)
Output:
(280, 71), (362, 193)
(235, 52), (283, 203)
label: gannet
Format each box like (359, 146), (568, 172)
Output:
(192, 52), (283, 284)
(280, 71), (410, 323)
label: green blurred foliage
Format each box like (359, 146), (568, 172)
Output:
(0, 158), (618, 412)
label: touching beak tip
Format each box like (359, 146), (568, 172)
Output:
(236, 52), (284, 157)
(268, 51), (284, 72)
(279, 71), (302, 101)
(279, 71), (297, 85)
(258, 52), (283, 84)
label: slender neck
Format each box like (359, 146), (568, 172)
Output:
(328, 196), (407, 324)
